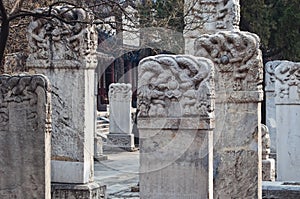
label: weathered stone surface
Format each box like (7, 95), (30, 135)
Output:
(107, 83), (134, 150)
(94, 137), (108, 161)
(195, 31), (263, 97)
(211, 103), (262, 198)
(0, 74), (51, 199)
(107, 134), (134, 151)
(37, 68), (96, 184)
(138, 55), (215, 118)
(263, 159), (276, 182)
(51, 182), (107, 199)
(138, 55), (215, 199)
(263, 181), (300, 199)
(26, 6), (98, 184)
(184, 0), (240, 54)
(274, 61), (300, 181)
(195, 31), (263, 198)
(274, 61), (300, 104)
(27, 6), (97, 69)
(265, 61), (282, 153)
(261, 124), (275, 181)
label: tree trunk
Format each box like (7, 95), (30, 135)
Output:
(0, 0), (9, 70)
(0, 20), (10, 70)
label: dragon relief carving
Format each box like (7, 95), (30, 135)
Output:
(109, 83), (132, 102)
(27, 6), (97, 66)
(265, 61), (283, 91)
(195, 31), (263, 93)
(107, 135), (131, 147)
(0, 75), (51, 130)
(137, 55), (214, 118)
(274, 61), (300, 102)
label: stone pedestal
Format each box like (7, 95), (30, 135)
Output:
(263, 159), (276, 182)
(26, 6), (104, 198)
(195, 31), (263, 198)
(107, 83), (135, 151)
(0, 75), (51, 199)
(274, 61), (300, 181)
(107, 133), (134, 151)
(263, 181), (300, 199)
(51, 182), (106, 199)
(138, 55), (215, 199)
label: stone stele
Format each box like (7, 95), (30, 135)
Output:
(195, 30), (263, 198)
(0, 74), (51, 199)
(27, 5), (97, 184)
(138, 55), (215, 199)
(274, 61), (300, 181)
(27, 6), (105, 198)
(26, 6), (106, 198)
(107, 83), (135, 151)
(265, 60), (283, 154)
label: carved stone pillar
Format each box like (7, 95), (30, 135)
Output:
(184, 0), (240, 54)
(274, 61), (300, 181)
(107, 83), (135, 151)
(138, 55), (215, 199)
(261, 124), (275, 181)
(26, 6), (105, 198)
(0, 74), (51, 199)
(195, 31), (263, 198)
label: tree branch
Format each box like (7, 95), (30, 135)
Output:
(9, 0), (25, 15)
(8, 10), (88, 24)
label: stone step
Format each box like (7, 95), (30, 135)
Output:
(263, 181), (300, 199)
(97, 128), (109, 135)
(97, 123), (109, 129)
(96, 115), (110, 136)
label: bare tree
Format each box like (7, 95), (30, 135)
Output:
(0, 0), (204, 72)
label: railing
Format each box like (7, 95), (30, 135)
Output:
(96, 111), (110, 140)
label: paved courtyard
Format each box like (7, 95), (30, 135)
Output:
(94, 151), (140, 199)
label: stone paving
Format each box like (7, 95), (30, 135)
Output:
(94, 151), (140, 199)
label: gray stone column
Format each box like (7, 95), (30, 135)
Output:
(107, 83), (135, 151)
(0, 74), (51, 199)
(138, 55), (215, 199)
(26, 6), (105, 198)
(184, 0), (240, 54)
(274, 61), (300, 181)
(265, 61), (282, 154)
(195, 31), (263, 198)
